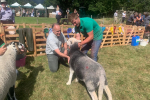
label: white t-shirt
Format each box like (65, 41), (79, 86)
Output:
(122, 13), (126, 17)
(56, 11), (59, 15)
(114, 12), (118, 17)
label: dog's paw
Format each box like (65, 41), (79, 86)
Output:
(66, 81), (71, 85)
(75, 78), (78, 82)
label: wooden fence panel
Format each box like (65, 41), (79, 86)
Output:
(0, 23), (145, 57)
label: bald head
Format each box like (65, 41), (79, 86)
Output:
(52, 23), (61, 37)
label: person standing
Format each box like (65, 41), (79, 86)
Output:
(22, 9), (25, 17)
(56, 5), (62, 24)
(66, 8), (70, 18)
(68, 13), (103, 62)
(114, 10), (118, 24)
(46, 23), (70, 72)
(0, 0), (15, 24)
(122, 11), (126, 23)
(12, 8), (15, 18)
(74, 9), (79, 16)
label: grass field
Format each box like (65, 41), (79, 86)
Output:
(15, 17), (114, 25)
(13, 17), (150, 100)
(15, 44), (150, 100)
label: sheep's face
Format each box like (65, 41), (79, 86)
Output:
(67, 38), (81, 47)
(4, 42), (25, 53)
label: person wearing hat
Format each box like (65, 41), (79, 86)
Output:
(0, 0), (15, 24)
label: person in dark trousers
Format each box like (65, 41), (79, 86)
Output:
(0, 0), (14, 24)
(46, 23), (70, 72)
(122, 11), (126, 23)
(68, 13), (103, 62)
(56, 5), (62, 24)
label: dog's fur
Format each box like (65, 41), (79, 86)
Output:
(66, 41), (112, 100)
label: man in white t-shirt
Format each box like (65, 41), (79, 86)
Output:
(114, 10), (118, 23)
(46, 23), (70, 72)
(122, 11), (126, 23)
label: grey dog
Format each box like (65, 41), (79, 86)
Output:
(66, 41), (112, 100)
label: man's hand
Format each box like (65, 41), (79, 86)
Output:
(67, 56), (70, 63)
(0, 45), (7, 56)
(78, 42), (82, 48)
(0, 7), (1, 12)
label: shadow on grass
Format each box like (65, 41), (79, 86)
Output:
(16, 56), (44, 100)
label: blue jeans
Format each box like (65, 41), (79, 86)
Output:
(81, 39), (102, 62)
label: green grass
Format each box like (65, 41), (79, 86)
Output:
(15, 17), (57, 24)
(13, 17), (149, 100)
(15, 44), (150, 100)
(15, 17), (114, 25)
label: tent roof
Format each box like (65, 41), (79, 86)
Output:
(34, 3), (45, 9)
(22, 3), (33, 8)
(24, 3), (32, 7)
(47, 5), (55, 9)
(11, 2), (21, 7)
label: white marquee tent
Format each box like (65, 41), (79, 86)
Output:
(10, 2), (21, 7)
(34, 3), (45, 9)
(47, 5), (55, 9)
(24, 3), (33, 7)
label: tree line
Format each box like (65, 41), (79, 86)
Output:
(7, 0), (150, 17)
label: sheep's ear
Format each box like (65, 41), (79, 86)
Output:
(67, 40), (71, 46)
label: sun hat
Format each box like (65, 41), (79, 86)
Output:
(1, 0), (7, 3)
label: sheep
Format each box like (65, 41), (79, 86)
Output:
(67, 37), (81, 46)
(66, 38), (112, 100)
(0, 42), (24, 100)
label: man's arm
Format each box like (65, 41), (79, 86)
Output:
(80, 30), (93, 46)
(63, 42), (68, 55)
(0, 45), (7, 56)
(54, 48), (70, 63)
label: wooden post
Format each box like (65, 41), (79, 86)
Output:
(61, 24), (63, 33)
(32, 27), (37, 56)
(100, 27), (110, 48)
(1, 24), (6, 43)
(122, 26), (126, 45)
(127, 26), (135, 44)
(23, 23), (25, 28)
(42, 23), (45, 29)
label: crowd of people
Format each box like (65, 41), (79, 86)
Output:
(126, 12), (150, 27)
(114, 10), (150, 27)
(16, 9), (35, 17)
(55, 5), (79, 24)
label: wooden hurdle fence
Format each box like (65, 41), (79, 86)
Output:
(0, 23), (145, 57)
